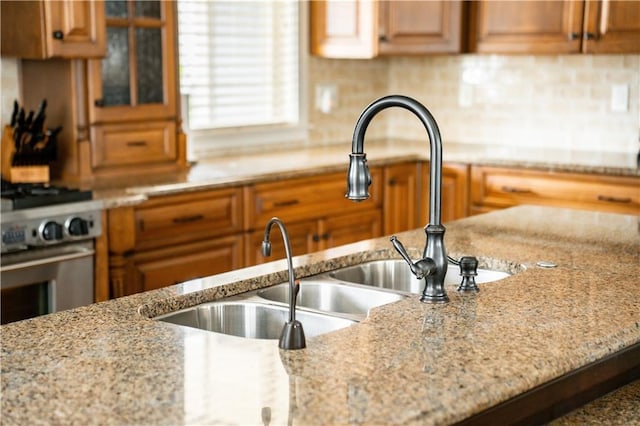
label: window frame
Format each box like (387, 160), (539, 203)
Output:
(178, 1), (309, 159)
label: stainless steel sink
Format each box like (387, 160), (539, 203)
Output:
(257, 281), (406, 317)
(155, 301), (355, 339)
(325, 259), (511, 294)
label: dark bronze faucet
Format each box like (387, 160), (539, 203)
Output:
(346, 95), (449, 303)
(262, 217), (306, 349)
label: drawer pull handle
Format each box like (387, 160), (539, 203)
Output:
(127, 140), (148, 147)
(597, 195), (631, 204)
(173, 214), (205, 224)
(273, 199), (299, 207)
(501, 186), (532, 194)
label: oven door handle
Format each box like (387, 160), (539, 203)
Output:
(0, 247), (95, 272)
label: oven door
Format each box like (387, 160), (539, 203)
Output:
(1, 241), (95, 325)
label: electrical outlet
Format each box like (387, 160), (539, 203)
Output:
(315, 84), (338, 114)
(610, 84), (629, 112)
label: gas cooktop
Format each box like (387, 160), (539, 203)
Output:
(1, 180), (93, 212)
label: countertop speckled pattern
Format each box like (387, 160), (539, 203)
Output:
(1, 206), (639, 425)
(91, 140), (639, 207)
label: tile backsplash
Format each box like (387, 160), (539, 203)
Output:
(311, 54), (640, 155)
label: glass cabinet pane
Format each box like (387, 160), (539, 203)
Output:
(135, 0), (161, 18)
(136, 28), (164, 104)
(101, 27), (131, 106)
(105, 0), (128, 18)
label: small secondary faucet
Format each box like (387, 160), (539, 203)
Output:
(346, 94), (449, 303)
(262, 217), (306, 350)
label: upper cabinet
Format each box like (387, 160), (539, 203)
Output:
(311, 0), (640, 57)
(18, 0), (187, 184)
(87, 0), (177, 123)
(310, 0), (465, 58)
(469, 0), (640, 54)
(378, 0), (465, 55)
(1, 0), (106, 59)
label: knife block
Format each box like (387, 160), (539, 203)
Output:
(1, 125), (50, 183)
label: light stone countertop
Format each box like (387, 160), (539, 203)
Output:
(91, 140), (639, 208)
(1, 205), (639, 425)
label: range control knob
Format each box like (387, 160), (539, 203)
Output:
(42, 221), (64, 241)
(67, 217), (89, 236)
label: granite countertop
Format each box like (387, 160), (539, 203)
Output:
(92, 140), (640, 208)
(1, 205), (639, 425)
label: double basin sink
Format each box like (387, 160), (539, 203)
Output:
(155, 259), (511, 340)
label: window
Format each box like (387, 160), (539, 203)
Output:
(177, 0), (306, 157)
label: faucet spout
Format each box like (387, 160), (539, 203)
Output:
(262, 217), (306, 349)
(347, 95), (449, 303)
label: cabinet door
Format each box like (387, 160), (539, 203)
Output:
(469, 0), (584, 53)
(421, 162), (469, 224)
(379, 0), (464, 54)
(582, 0), (640, 53)
(310, 0), (378, 58)
(132, 236), (244, 294)
(245, 221), (319, 267)
(383, 162), (419, 234)
(0, 0), (106, 58)
(87, 0), (177, 123)
(321, 209), (382, 249)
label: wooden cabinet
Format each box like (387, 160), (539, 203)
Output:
(383, 162), (420, 234)
(469, 0), (640, 54)
(420, 162), (470, 224)
(378, 0), (465, 55)
(245, 170), (383, 265)
(18, 0), (187, 184)
(1, 0), (106, 59)
(310, 0), (465, 58)
(107, 187), (244, 297)
(470, 166), (640, 215)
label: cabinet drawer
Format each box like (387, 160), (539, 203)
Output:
(246, 169), (383, 229)
(91, 120), (176, 168)
(134, 235), (244, 292)
(471, 166), (640, 215)
(135, 187), (244, 250)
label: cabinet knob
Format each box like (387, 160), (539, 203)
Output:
(568, 32), (580, 41)
(52, 30), (64, 40)
(94, 99), (105, 107)
(583, 32), (597, 40)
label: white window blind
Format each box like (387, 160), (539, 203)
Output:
(177, 0), (300, 131)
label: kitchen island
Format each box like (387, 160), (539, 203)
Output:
(1, 205), (639, 425)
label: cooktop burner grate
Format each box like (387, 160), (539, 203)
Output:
(1, 180), (93, 210)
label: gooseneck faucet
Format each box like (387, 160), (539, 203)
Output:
(262, 217), (306, 350)
(346, 94), (449, 303)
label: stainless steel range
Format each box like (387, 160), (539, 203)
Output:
(1, 181), (103, 324)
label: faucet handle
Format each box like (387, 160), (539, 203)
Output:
(390, 236), (436, 279)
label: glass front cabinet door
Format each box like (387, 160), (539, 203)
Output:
(87, 0), (177, 123)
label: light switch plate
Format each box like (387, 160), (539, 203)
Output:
(610, 84), (629, 112)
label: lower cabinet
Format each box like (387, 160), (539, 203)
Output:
(245, 210), (382, 265)
(106, 160), (636, 298)
(470, 166), (640, 215)
(245, 170), (384, 266)
(420, 162), (470, 224)
(383, 162), (420, 234)
(132, 236), (244, 293)
(107, 187), (244, 298)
